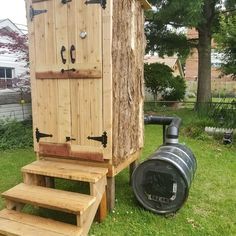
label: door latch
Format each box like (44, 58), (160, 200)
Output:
(29, 6), (47, 21)
(61, 0), (72, 4)
(61, 68), (76, 73)
(66, 137), (76, 142)
(85, 0), (107, 9)
(35, 128), (53, 143)
(88, 132), (107, 148)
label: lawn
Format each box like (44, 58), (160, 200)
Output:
(0, 109), (235, 236)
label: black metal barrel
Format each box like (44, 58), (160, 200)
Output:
(132, 143), (197, 215)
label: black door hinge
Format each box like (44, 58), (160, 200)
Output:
(85, 0), (106, 9)
(88, 132), (107, 148)
(30, 6), (47, 21)
(36, 128), (53, 143)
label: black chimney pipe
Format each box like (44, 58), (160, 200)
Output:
(144, 115), (182, 144)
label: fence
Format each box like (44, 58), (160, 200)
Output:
(0, 90), (32, 121)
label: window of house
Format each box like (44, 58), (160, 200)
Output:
(0, 67), (14, 79)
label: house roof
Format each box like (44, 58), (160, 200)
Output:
(0, 18), (24, 35)
(144, 55), (179, 68)
(144, 55), (185, 77)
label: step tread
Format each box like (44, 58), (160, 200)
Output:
(2, 183), (96, 214)
(0, 209), (82, 236)
(22, 160), (108, 183)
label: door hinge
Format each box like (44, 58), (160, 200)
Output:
(85, 0), (106, 9)
(88, 132), (107, 148)
(35, 128), (53, 143)
(30, 6), (47, 21)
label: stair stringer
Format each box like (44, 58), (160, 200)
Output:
(78, 176), (107, 236)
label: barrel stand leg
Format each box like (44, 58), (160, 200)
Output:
(107, 177), (115, 212)
(129, 160), (139, 185)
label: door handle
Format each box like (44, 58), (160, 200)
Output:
(60, 46), (67, 64)
(70, 45), (76, 64)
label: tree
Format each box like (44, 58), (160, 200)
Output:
(144, 63), (186, 101)
(146, 0), (234, 108)
(0, 28), (29, 90)
(215, 14), (236, 78)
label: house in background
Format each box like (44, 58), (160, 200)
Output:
(0, 19), (31, 121)
(144, 55), (184, 78)
(185, 28), (236, 96)
(0, 19), (27, 90)
(144, 55), (185, 100)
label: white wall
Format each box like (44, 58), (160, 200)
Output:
(0, 19), (27, 84)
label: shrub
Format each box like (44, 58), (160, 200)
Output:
(162, 76), (186, 101)
(0, 119), (33, 150)
(144, 63), (186, 101)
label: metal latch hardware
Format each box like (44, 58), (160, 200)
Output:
(88, 132), (108, 148)
(61, 0), (72, 4)
(29, 6), (47, 21)
(61, 68), (76, 73)
(35, 128), (53, 143)
(66, 137), (76, 142)
(85, 0), (107, 9)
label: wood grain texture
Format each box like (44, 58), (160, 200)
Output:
(22, 159), (108, 183)
(112, 0), (144, 166)
(0, 209), (82, 236)
(2, 183), (96, 214)
(38, 143), (104, 162)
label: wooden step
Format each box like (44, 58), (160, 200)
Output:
(2, 183), (95, 215)
(22, 160), (108, 183)
(0, 209), (82, 236)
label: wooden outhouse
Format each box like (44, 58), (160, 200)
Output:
(0, 0), (151, 235)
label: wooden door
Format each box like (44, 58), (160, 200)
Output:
(29, 0), (71, 147)
(28, 0), (105, 160)
(67, 2), (104, 161)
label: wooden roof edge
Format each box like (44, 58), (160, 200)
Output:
(138, 0), (152, 10)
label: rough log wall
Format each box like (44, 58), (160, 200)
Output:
(112, 0), (144, 166)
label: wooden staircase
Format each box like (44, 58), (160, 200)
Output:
(0, 159), (108, 236)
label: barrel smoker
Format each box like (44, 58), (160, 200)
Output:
(132, 116), (197, 215)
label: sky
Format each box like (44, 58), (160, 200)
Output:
(0, 0), (27, 25)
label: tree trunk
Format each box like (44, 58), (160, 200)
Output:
(196, 28), (212, 107)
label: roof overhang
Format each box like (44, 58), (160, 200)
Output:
(138, 0), (152, 10)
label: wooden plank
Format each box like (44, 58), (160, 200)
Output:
(2, 183), (96, 214)
(97, 191), (107, 222)
(32, 0), (49, 3)
(0, 209), (82, 236)
(106, 177), (115, 212)
(36, 70), (102, 79)
(39, 143), (70, 157)
(22, 160), (108, 183)
(102, 0), (113, 160)
(25, 0), (38, 151)
(38, 143), (104, 162)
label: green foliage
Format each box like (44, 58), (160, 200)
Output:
(162, 75), (186, 101)
(208, 100), (236, 128)
(215, 14), (236, 78)
(145, 0), (233, 104)
(0, 119), (33, 150)
(144, 62), (173, 100)
(144, 63), (186, 101)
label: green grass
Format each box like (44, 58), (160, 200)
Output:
(0, 110), (236, 235)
